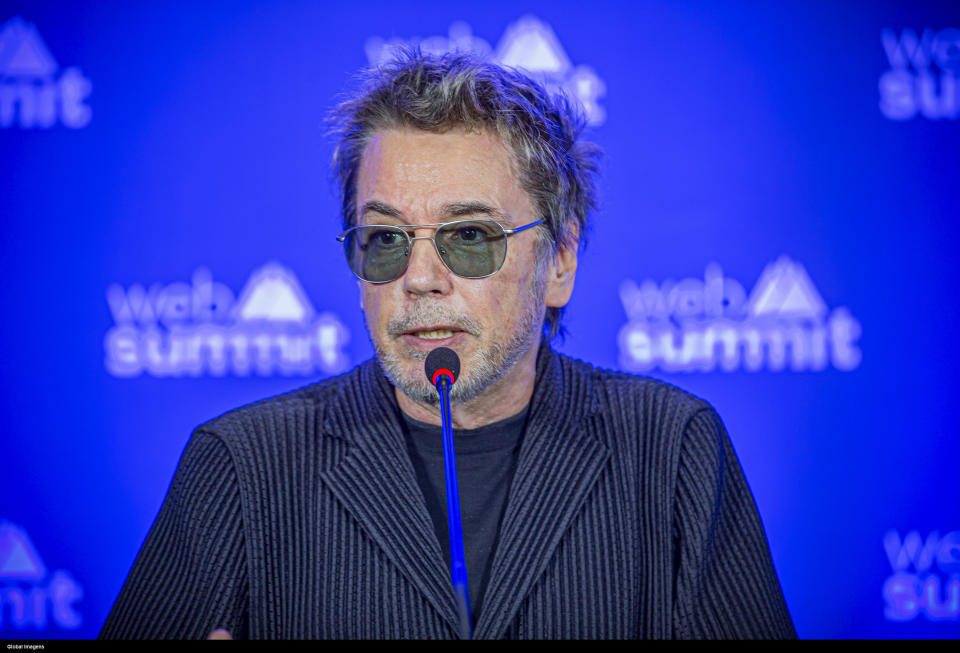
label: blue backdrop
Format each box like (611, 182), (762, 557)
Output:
(1, 0), (959, 639)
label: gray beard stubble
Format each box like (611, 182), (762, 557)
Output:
(371, 269), (547, 408)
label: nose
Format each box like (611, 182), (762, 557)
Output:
(402, 235), (453, 296)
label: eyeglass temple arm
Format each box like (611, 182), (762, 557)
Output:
(503, 218), (545, 235)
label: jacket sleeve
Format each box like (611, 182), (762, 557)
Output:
(670, 408), (796, 639)
(99, 430), (248, 639)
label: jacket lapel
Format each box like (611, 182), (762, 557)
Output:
(318, 360), (459, 635)
(475, 347), (609, 640)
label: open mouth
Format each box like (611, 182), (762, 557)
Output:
(410, 328), (459, 340)
(388, 309), (480, 346)
(399, 324), (469, 346)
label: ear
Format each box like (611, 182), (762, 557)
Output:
(544, 233), (578, 309)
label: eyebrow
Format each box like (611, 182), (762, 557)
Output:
(443, 202), (507, 221)
(359, 200), (403, 219)
(358, 200), (509, 223)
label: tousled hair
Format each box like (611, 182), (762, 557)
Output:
(330, 49), (601, 341)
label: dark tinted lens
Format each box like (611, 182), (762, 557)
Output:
(344, 226), (409, 282)
(435, 220), (507, 278)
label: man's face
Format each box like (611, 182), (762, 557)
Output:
(355, 127), (547, 406)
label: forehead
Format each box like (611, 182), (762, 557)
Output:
(356, 128), (529, 222)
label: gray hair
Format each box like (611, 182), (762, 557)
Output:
(329, 49), (601, 341)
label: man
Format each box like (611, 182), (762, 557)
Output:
(101, 51), (796, 639)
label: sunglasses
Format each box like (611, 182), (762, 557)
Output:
(336, 218), (544, 283)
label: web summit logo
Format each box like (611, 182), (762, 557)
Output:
(104, 263), (350, 378)
(883, 530), (960, 622)
(618, 256), (861, 373)
(365, 15), (606, 126)
(0, 520), (82, 632)
(879, 27), (960, 120)
(0, 16), (91, 129)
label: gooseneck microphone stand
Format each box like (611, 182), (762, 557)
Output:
(425, 347), (473, 640)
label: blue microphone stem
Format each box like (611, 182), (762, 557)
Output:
(437, 376), (474, 640)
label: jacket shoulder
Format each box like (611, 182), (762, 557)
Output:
(554, 350), (714, 424)
(193, 358), (377, 443)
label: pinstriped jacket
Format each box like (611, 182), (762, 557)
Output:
(101, 346), (796, 639)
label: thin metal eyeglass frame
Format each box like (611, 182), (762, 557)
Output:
(336, 218), (545, 283)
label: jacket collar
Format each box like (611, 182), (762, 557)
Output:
(319, 343), (609, 639)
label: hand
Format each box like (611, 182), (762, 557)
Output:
(208, 629), (233, 640)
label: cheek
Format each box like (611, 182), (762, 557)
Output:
(478, 278), (523, 322)
(486, 257), (531, 312)
(360, 287), (385, 329)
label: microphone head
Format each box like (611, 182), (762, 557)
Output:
(424, 347), (460, 387)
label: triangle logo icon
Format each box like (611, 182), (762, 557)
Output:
(0, 17), (58, 78)
(494, 16), (570, 76)
(0, 520), (47, 581)
(747, 256), (827, 320)
(233, 262), (315, 324)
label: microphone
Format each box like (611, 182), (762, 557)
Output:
(425, 346), (460, 387)
(423, 347), (472, 640)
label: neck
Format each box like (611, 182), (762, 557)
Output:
(395, 343), (540, 430)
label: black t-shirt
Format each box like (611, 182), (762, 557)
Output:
(401, 405), (528, 622)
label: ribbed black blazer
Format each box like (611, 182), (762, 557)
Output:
(101, 346), (796, 639)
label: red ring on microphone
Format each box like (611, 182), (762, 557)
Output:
(431, 368), (455, 386)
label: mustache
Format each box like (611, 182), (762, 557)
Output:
(386, 302), (482, 337)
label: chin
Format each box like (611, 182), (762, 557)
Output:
(374, 343), (436, 404)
